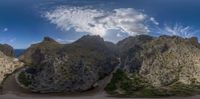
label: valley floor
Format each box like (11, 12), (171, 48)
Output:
(1, 68), (200, 99)
(1, 93), (200, 99)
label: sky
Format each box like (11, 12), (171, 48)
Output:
(0, 0), (200, 49)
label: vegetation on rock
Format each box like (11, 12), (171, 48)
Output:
(106, 35), (200, 97)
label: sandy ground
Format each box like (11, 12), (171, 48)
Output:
(1, 68), (200, 99)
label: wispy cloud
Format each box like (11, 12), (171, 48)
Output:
(3, 28), (8, 32)
(150, 17), (159, 25)
(0, 37), (16, 44)
(56, 38), (75, 44)
(44, 7), (156, 38)
(152, 23), (199, 38)
(9, 38), (16, 43)
(0, 27), (8, 32)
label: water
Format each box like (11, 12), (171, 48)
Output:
(14, 49), (25, 57)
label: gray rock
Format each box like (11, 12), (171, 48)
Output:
(18, 35), (119, 93)
(0, 44), (14, 57)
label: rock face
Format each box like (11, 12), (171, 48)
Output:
(0, 44), (14, 57)
(0, 51), (23, 86)
(106, 35), (200, 96)
(140, 36), (200, 87)
(18, 35), (119, 93)
(117, 35), (154, 72)
(19, 37), (63, 66)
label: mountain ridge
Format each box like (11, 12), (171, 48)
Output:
(106, 35), (200, 97)
(18, 35), (119, 93)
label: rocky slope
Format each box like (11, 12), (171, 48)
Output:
(19, 37), (63, 66)
(0, 44), (14, 57)
(106, 35), (200, 97)
(0, 51), (23, 89)
(18, 35), (119, 93)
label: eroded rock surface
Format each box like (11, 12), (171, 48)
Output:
(106, 35), (200, 96)
(0, 44), (14, 57)
(0, 51), (23, 86)
(18, 35), (119, 93)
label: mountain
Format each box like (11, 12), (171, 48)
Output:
(105, 35), (200, 97)
(18, 35), (119, 93)
(0, 51), (23, 90)
(0, 44), (14, 57)
(117, 35), (154, 72)
(19, 37), (63, 66)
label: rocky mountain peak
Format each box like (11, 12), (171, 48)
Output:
(74, 35), (104, 44)
(43, 37), (57, 42)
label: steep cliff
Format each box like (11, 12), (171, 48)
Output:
(106, 35), (200, 97)
(18, 35), (119, 93)
(0, 51), (23, 88)
(0, 44), (14, 57)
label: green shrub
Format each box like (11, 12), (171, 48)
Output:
(105, 69), (126, 93)
(105, 69), (200, 97)
(18, 71), (32, 87)
(105, 69), (147, 95)
(169, 82), (200, 96)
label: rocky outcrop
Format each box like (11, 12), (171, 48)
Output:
(117, 35), (154, 72)
(0, 44), (14, 57)
(106, 35), (200, 96)
(0, 51), (23, 86)
(18, 35), (119, 93)
(19, 37), (63, 65)
(140, 36), (200, 87)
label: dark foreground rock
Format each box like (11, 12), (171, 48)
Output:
(105, 35), (200, 97)
(18, 35), (119, 93)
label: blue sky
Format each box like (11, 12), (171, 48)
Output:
(0, 0), (200, 49)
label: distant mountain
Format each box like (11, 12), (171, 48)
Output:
(106, 35), (200, 97)
(18, 35), (119, 93)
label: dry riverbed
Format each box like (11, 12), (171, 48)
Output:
(1, 69), (200, 99)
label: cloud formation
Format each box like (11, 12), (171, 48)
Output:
(155, 23), (199, 38)
(3, 28), (8, 32)
(0, 27), (8, 32)
(45, 7), (151, 37)
(56, 38), (75, 44)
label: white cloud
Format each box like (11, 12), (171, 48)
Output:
(56, 38), (75, 44)
(3, 28), (8, 32)
(150, 17), (159, 25)
(9, 38), (16, 43)
(45, 7), (152, 38)
(0, 27), (8, 32)
(116, 33), (123, 37)
(155, 23), (199, 38)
